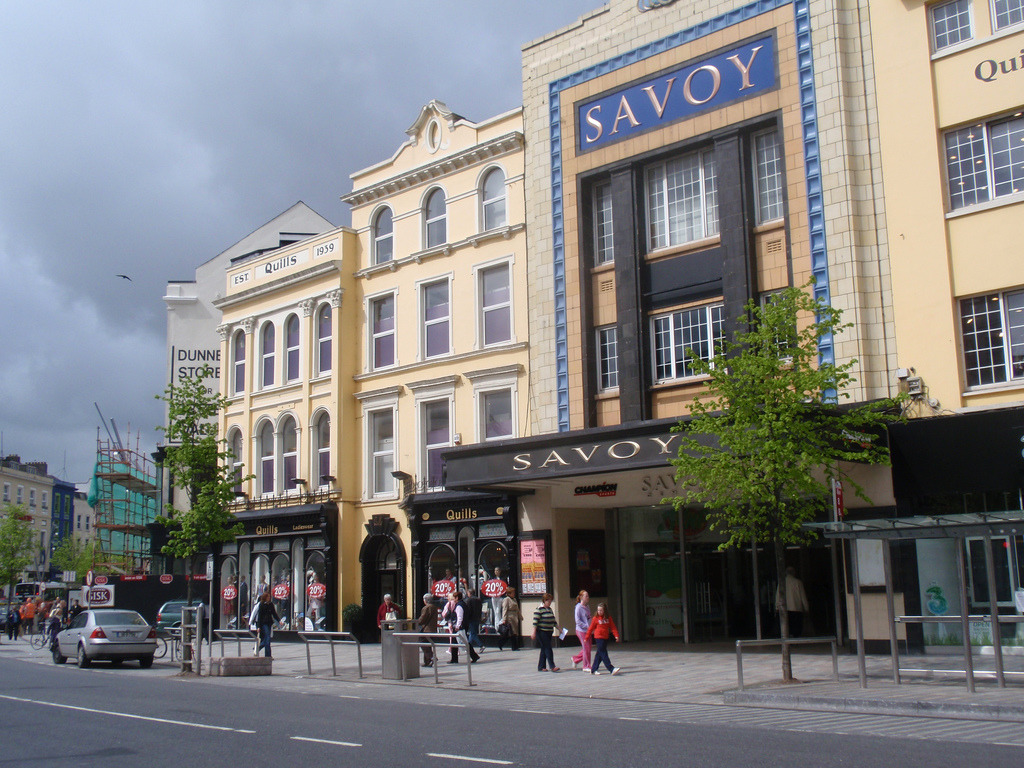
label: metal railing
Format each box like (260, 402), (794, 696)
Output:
(213, 628), (258, 659)
(297, 631), (363, 678)
(735, 636), (839, 691)
(390, 630), (475, 686)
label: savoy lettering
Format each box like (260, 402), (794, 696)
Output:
(513, 434), (679, 471)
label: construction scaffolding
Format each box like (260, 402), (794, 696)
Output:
(88, 430), (159, 574)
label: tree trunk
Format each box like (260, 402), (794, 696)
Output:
(185, 559), (193, 606)
(774, 539), (793, 682)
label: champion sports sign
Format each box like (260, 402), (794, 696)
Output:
(576, 36), (775, 153)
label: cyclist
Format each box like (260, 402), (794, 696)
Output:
(47, 600), (65, 650)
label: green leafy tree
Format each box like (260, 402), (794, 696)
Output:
(0, 505), (35, 629)
(156, 366), (246, 602)
(665, 284), (900, 681)
(50, 536), (100, 581)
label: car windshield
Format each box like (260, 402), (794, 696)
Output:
(95, 611), (147, 627)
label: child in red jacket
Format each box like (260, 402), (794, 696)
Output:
(584, 602), (622, 675)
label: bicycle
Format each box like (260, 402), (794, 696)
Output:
(154, 628), (181, 660)
(30, 619), (60, 651)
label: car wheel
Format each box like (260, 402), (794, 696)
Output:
(77, 644), (91, 668)
(52, 644), (66, 665)
(139, 655), (154, 669)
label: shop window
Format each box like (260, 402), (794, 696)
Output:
(753, 130), (784, 224)
(271, 554), (291, 629)
(229, 429), (245, 494)
(478, 542), (510, 630)
(960, 290), (1024, 387)
(966, 536), (1014, 605)
(424, 188), (447, 248)
(239, 543), (252, 615)
(252, 554), (270, 602)
(992, 0), (1023, 29)
(219, 557), (238, 630)
(481, 388), (513, 441)
(291, 540), (304, 631)
(369, 408), (395, 497)
(260, 322), (276, 388)
(258, 421), (275, 495)
(232, 330), (246, 395)
(314, 413), (331, 489)
(280, 416), (298, 492)
(651, 302), (725, 383)
(316, 304), (332, 375)
(944, 112), (1024, 210)
(481, 167), (507, 231)
(373, 206), (394, 265)
(421, 399), (450, 490)
(930, 0), (972, 51)
(479, 263), (511, 346)
(305, 551), (327, 630)
(285, 314), (300, 383)
(645, 149), (718, 250)
(428, 545), (457, 594)
(370, 294), (396, 369)
(593, 182), (614, 265)
(422, 279), (451, 359)
(596, 325), (619, 391)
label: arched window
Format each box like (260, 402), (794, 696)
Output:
(285, 314), (300, 382)
(314, 413), (331, 488)
(258, 421), (275, 495)
(481, 168), (507, 230)
(229, 429), (244, 494)
(373, 207), (393, 264)
(280, 415), (298, 492)
(424, 188), (447, 248)
(232, 330), (246, 395)
(261, 322), (276, 388)
(316, 304), (332, 375)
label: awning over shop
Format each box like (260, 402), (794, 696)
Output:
(808, 510), (1024, 540)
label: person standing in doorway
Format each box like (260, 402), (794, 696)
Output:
(570, 590), (592, 671)
(585, 602), (622, 675)
(532, 593), (559, 672)
(777, 566), (810, 637)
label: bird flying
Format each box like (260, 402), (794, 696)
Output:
(116, 274), (132, 281)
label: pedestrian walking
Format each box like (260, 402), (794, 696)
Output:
(6, 607), (20, 640)
(532, 593), (559, 672)
(416, 593), (439, 667)
(570, 590), (592, 671)
(464, 588), (484, 653)
(585, 602), (622, 675)
(441, 591), (480, 664)
(250, 591), (279, 658)
(776, 566), (810, 637)
(497, 587), (520, 651)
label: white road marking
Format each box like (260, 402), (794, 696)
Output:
(510, 708), (547, 715)
(427, 753), (513, 765)
(291, 736), (362, 747)
(0, 693), (255, 733)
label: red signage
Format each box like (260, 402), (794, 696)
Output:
(481, 579), (508, 598)
(222, 585), (238, 601)
(307, 582), (327, 600)
(94, 575), (108, 585)
(432, 579), (456, 598)
(159, 574), (174, 584)
(271, 583), (290, 600)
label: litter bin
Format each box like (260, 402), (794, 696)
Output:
(381, 618), (419, 679)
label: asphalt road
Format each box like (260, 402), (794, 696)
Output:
(1, 655), (1021, 767)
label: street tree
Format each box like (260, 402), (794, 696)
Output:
(50, 536), (100, 582)
(665, 284), (900, 681)
(0, 505), (36, 631)
(156, 366), (245, 603)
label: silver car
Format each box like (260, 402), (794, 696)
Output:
(53, 609), (157, 668)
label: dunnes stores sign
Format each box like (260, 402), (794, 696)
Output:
(576, 36), (775, 152)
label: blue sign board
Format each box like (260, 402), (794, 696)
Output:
(576, 36), (776, 152)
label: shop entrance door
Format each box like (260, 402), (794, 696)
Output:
(361, 536), (404, 639)
(688, 545), (729, 641)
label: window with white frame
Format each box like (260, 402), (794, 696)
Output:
(597, 325), (619, 391)
(422, 279), (450, 359)
(481, 389), (514, 441)
(652, 303), (725, 382)
(593, 182), (614, 265)
(425, 188), (447, 248)
(960, 289), (1024, 387)
(753, 130), (784, 223)
(29, 489), (36, 507)
(421, 399), (451, 490)
(258, 421), (275, 495)
(481, 168), (507, 231)
(930, 0), (972, 51)
(373, 207), (394, 264)
(316, 304), (332, 375)
(232, 330), (246, 395)
(993, 0), (1023, 29)
(314, 413), (331, 488)
(944, 112), (1024, 210)
(368, 408), (395, 497)
(17, 486), (23, 504)
(646, 149), (718, 250)
(261, 322), (276, 388)
(41, 491), (48, 510)
(370, 294), (396, 369)
(2, 483), (9, 502)
(479, 263), (511, 346)
(285, 314), (300, 382)
(229, 429), (244, 494)
(280, 416), (298, 492)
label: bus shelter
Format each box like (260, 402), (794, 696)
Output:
(809, 511), (1024, 692)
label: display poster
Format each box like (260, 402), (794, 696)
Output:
(520, 538), (547, 595)
(643, 554), (683, 638)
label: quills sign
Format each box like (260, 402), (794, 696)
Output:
(576, 36), (775, 152)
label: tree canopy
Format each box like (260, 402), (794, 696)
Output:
(0, 505), (36, 616)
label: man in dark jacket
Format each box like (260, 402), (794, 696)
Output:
(464, 588), (484, 654)
(416, 594), (439, 667)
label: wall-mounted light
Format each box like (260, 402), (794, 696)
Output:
(321, 475), (336, 484)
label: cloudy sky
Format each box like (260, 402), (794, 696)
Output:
(0, 1), (600, 489)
